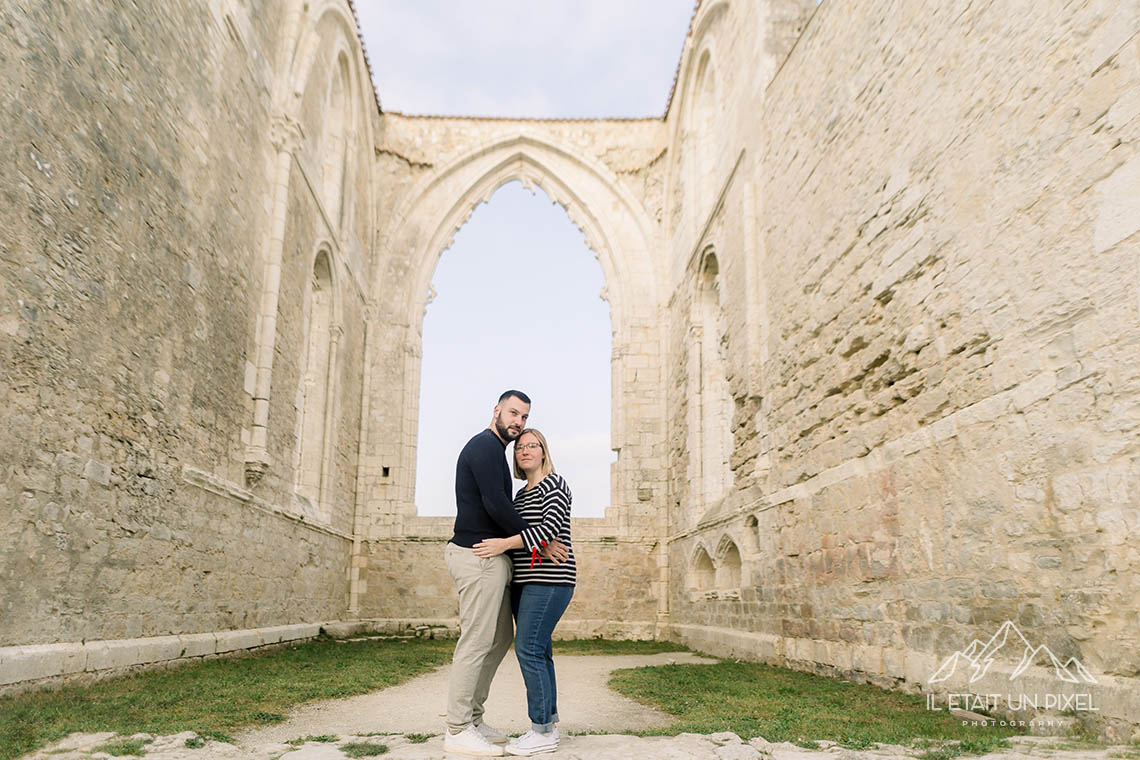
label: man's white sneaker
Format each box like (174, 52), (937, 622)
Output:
(476, 721), (508, 744)
(443, 724), (505, 756)
(505, 729), (559, 756)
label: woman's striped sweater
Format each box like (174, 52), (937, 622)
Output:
(510, 472), (576, 586)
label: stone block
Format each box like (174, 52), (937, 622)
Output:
(134, 635), (183, 665)
(214, 629), (262, 654)
(904, 650), (939, 685)
(258, 625), (295, 645)
(1094, 153), (1140, 253)
(1012, 372), (1056, 411)
(0, 643), (86, 685)
(930, 415), (957, 443)
(85, 639), (144, 671)
(851, 645), (882, 675)
(955, 392), (1010, 428)
(83, 459), (111, 486)
(178, 633), (216, 658)
(883, 647), (906, 679)
(318, 621), (357, 638)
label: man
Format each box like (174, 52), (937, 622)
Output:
(443, 390), (569, 757)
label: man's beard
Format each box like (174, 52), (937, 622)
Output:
(495, 416), (521, 441)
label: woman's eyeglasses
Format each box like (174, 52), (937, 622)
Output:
(517, 443), (543, 452)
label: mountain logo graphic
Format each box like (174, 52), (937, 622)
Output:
(929, 621), (1097, 685)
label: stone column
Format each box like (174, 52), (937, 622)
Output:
(318, 323), (343, 511)
(348, 310), (374, 616)
(245, 114), (303, 486)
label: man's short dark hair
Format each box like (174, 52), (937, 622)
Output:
(498, 389), (531, 405)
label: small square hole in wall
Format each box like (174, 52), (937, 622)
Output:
(382, 466), (390, 478)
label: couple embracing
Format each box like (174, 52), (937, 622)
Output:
(443, 390), (576, 757)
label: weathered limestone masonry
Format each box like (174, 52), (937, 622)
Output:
(2, 0), (1138, 739)
(1, 0), (374, 683)
(661, 0), (1140, 740)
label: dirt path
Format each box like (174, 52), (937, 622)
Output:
(20, 650), (1124, 759)
(237, 651), (717, 742)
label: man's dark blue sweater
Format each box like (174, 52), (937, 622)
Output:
(450, 428), (531, 547)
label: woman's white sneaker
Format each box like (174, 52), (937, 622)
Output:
(505, 729), (559, 756)
(443, 724), (505, 756)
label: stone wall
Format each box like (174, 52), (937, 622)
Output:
(0, 0), (372, 646)
(661, 0), (1140, 737)
(359, 530), (659, 638)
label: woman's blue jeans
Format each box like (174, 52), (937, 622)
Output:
(510, 583), (574, 733)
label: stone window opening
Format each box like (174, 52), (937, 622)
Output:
(715, 536), (743, 599)
(319, 54), (352, 232)
(745, 514), (761, 551)
(690, 47), (719, 211)
(695, 252), (733, 509)
(293, 250), (338, 522)
(690, 545), (717, 600)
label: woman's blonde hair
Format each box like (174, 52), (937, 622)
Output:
(513, 428), (555, 480)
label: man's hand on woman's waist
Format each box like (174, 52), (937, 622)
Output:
(541, 539), (570, 564)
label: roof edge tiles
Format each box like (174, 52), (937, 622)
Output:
(663, 0), (702, 119)
(383, 111), (662, 123)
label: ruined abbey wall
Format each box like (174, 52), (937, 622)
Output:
(661, 0), (1140, 733)
(2, 0), (1138, 734)
(0, 0), (376, 646)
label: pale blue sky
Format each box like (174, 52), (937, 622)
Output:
(355, 1), (694, 517)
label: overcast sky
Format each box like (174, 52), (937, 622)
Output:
(355, 2), (695, 517)
(355, 1), (695, 118)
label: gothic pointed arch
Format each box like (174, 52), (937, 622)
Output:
(381, 132), (661, 335)
(284, 1), (376, 240)
(664, 0), (730, 233)
(715, 534), (743, 591)
(377, 130), (664, 526)
(690, 543), (717, 593)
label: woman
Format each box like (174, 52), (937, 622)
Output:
(472, 428), (576, 757)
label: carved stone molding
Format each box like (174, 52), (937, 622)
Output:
(270, 113), (304, 153)
(243, 447), (271, 487)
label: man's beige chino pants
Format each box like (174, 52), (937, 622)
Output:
(444, 542), (514, 732)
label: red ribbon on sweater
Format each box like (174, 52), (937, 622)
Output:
(529, 539), (548, 569)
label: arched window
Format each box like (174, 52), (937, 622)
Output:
(320, 54), (352, 229)
(295, 251), (335, 516)
(691, 49), (719, 207)
(697, 252), (733, 506)
(746, 514), (761, 549)
(716, 537), (742, 591)
(691, 546), (716, 593)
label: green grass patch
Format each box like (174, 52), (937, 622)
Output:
(285, 735), (338, 745)
(91, 737), (150, 756)
(197, 728), (234, 744)
(553, 638), (689, 655)
(403, 732), (433, 744)
(341, 741), (389, 757)
(607, 661), (1022, 756)
(0, 636), (454, 760)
